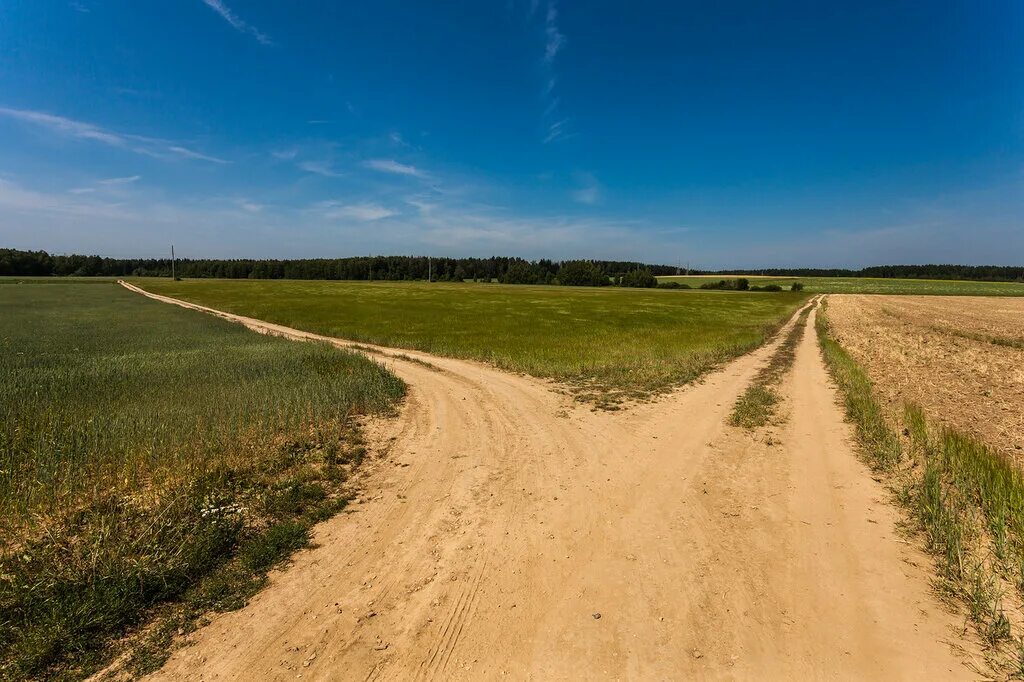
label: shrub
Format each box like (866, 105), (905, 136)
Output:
(791, 282), (804, 292)
(699, 278), (750, 291)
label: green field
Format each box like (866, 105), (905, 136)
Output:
(0, 281), (403, 679)
(135, 278), (808, 402)
(657, 275), (1024, 296)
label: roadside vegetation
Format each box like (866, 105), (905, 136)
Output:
(0, 281), (404, 680)
(730, 305), (811, 428)
(135, 279), (807, 406)
(816, 299), (1024, 676)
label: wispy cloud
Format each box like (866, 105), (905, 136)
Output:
(365, 158), (424, 178)
(544, 2), (565, 63)
(235, 199), (265, 213)
(167, 145), (230, 164)
(69, 175), (142, 195)
(571, 172), (601, 205)
(200, 0), (271, 45)
(98, 175), (141, 185)
(0, 107), (127, 146)
(314, 201), (397, 221)
(543, 118), (570, 144)
(527, 1), (571, 143)
(0, 107), (228, 163)
(297, 160), (343, 177)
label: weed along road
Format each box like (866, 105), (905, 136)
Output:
(121, 283), (974, 680)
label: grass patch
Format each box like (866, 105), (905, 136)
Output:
(816, 298), (1024, 674)
(132, 278), (807, 404)
(730, 385), (779, 429)
(0, 282), (404, 680)
(729, 306), (810, 428)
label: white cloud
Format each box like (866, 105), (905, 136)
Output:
(572, 186), (599, 205)
(0, 107), (128, 147)
(315, 201), (397, 221)
(167, 145), (230, 164)
(571, 172), (601, 205)
(98, 175), (141, 185)
(365, 158), (424, 177)
(0, 178), (135, 221)
(200, 0), (271, 45)
(0, 107), (228, 164)
(237, 200), (265, 213)
(532, 2), (570, 144)
(69, 175), (141, 195)
(543, 118), (569, 144)
(297, 160), (343, 177)
(544, 2), (565, 63)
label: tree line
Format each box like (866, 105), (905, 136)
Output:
(2, 248), (1020, 285)
(0, 249), (669, 287)
(711, 265), (1024, 282)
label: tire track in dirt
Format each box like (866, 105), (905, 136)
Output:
(119, 283), (976, 680)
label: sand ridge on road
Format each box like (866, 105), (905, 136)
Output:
(119, 283), (974, 680)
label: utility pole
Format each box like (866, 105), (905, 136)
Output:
(428, 256), (432, 283)
(171, 244), (176, 280)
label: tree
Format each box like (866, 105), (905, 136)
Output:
(557, 260), (608, 287)
(620, 268), (658, 288)
(501, 260), (534, 284)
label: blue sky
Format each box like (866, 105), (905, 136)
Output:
(0, 0), (1021, 267)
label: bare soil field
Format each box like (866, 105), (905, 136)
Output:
(827, 295), (1024, 459)
(120, 283), (979, 680)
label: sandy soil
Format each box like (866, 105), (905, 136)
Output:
(119, 283), (977, 680)
(828, 295), (1024, 459)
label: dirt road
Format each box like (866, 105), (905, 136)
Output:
(121, 283), (974, 680)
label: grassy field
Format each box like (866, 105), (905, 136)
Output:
(134, 278), (808, 403)
(657, 275), (1024, 296)
(0, 281), (404, 679)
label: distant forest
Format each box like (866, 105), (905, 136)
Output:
(1, 248), (1022, 284)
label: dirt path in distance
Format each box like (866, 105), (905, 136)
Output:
(120, 283), (976, 680)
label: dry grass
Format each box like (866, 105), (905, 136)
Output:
(827, 295), (1024, 460)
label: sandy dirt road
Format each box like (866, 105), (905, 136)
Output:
(120, 282), (975, 680)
